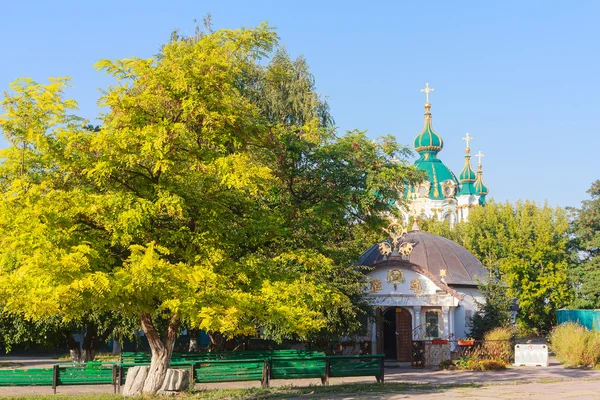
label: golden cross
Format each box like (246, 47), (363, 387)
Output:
(462, 132), (472, 149)
(420, 82), (434, 103)
(476, 151), (485, 164)
(439, 269), (447, 278)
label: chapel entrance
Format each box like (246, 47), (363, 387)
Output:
(382, 307), (412, 361)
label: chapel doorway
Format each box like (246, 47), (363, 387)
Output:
(382, 307), (412, 361)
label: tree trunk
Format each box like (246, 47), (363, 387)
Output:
(80, 323), (98, 363)
(188, 329), (199, 352)
(208, 331), (225, 351)
(140, 313), (180, 394)
(65, 332), (82, 363)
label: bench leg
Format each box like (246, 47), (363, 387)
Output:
(52, 365), (58, 394)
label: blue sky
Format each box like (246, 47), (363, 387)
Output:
(1, 0), (598, 208)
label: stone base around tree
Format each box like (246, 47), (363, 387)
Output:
(122, 366), (189, 396)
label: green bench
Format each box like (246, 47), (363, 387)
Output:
(329, 355), (384, 382)
(120, 350), (325, 365)
(193, 359), (267, 386)
(58, 364), (115, 385)
(0, 368), (54, 386)
(270, 357), (327, 380)
(0, 363), (119, 394)
(119, 353), (384, 388)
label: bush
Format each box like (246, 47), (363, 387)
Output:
(550, 322), (600, 368)
(454, 355), (506, 371)
(477, 359), (507, 370)
(482, 326), (513, 362)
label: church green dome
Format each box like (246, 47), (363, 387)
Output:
(474, 160), (489, 205)
(474, 172), (488, 196)
(410, 101), (459, 200)
(413, 103), (443, 152)
(459, 150), (476, 182)
(458, 145), (478, 196)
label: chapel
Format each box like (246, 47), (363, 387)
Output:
(360, 222), (487, 361)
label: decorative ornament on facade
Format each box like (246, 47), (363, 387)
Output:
(387, 269), (405, 290)
(410, 279), (423, 295)
(417, 181), (431, 198)
(442, 180), (456, 198)
(378, 221), (418, 260)
(369, 279), (383, 294)
(378, 241), (393, 257)
(398, 242), (414, 257)
(439, 269), (447, 282)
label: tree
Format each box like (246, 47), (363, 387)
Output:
(0, 77), (131, 361)
(469, 278), (512, 339)
(417, 200), (574, 334)
(0, 24), (422, 393)
(570, 180), (600, 309)
(464, 201), (573, 333)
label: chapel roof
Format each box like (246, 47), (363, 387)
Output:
(358, 229), (487, 286)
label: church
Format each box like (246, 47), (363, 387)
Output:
(402, 83), (489, 225)
(359, 84), (489, 362)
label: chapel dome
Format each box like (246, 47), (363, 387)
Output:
(358, 230), (487, 286)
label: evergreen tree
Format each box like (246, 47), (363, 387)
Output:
(469, 278), (512, 339)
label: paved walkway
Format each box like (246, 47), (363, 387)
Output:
(0, 356), (598, 397)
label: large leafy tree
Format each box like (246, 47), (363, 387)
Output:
(465, 201), (573, 333)
(0, 24), (421, 393)
(417, 200), (574, 333)
(570, 180), (600, 309)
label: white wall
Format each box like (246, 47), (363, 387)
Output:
(453, 287), (484, 338)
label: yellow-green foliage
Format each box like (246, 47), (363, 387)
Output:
(0, 22), (425, 362)
(482, 326), (513, 362)
(550, 322), (600, 367)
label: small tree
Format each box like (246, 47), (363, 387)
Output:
(470, 278), (512, 339)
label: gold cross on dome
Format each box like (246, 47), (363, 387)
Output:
(462, 133), (472, 149)
(476, 151), (485, 164)
(439, 269), (447, 278)
(421, 82), (434, 103)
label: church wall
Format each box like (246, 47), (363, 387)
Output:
(453, 287), (484, 338)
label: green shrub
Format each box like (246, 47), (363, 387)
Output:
(477, 359), (507, 370)
(454, 355), (506, 371)
(550, 322), (600, 368)
(482, 326), (513, 362)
